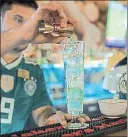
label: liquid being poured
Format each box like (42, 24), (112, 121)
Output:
(70, 34), (76, 44)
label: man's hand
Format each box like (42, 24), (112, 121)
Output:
(32, 106), (90, 128)
(22, 1), (76, 44)
(1, 2), (76, 55)
(43, 111), (90, 127)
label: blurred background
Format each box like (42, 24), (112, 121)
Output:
(23, 1), (127, 116)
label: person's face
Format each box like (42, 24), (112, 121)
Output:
(1, 4), (36, 52)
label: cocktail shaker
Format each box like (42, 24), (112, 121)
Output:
(38, 20), (74, 36)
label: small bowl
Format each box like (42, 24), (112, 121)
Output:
(98, 99), (127, 118)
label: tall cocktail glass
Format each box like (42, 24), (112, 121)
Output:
(62, 39), (89, 129)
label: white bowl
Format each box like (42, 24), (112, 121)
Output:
(98, 99), (127, 118)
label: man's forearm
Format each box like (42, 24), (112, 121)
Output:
(1, 27), (27, 56)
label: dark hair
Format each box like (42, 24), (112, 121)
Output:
(0, 0), (38, 13)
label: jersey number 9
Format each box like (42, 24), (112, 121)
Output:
(1, 97), (15, 124)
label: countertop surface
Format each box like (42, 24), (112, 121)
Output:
(106, 129), (127, 136)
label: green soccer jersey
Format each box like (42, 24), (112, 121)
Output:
(0, 54), (52, 135)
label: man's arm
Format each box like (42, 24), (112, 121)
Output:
(59, 1), (89, 36)
(59, 1), (102, 44)
(1, 2), (69, 56)
(32, 106), (56, 127)
(32, 106), (91, 127)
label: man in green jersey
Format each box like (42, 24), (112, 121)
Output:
(0, 0), (90, 135)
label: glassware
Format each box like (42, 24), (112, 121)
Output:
(62, 38), (89, 129)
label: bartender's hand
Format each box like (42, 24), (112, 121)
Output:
(22, 1), (76, 44)
(43, 111), (90, 127)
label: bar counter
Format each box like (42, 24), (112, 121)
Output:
(2, 115), (127, 137)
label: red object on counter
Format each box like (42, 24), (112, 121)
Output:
(93, 125), (106, 129)
(62, 133), (74, 137)
(45, 128), (56, 132)
(21, 133), (33, 137)
(72, 130), (83, 136)
(56, 125), (63, 130)
(62, 130), (83, 137)
(84, 128), (94, 133)
(101, 123), (111, 127)
(116, 119), (127, 124)
(30, 130), (45, 135)
(11, 134), (19, 137)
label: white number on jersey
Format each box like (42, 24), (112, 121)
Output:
(1, 97), (15, 124)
